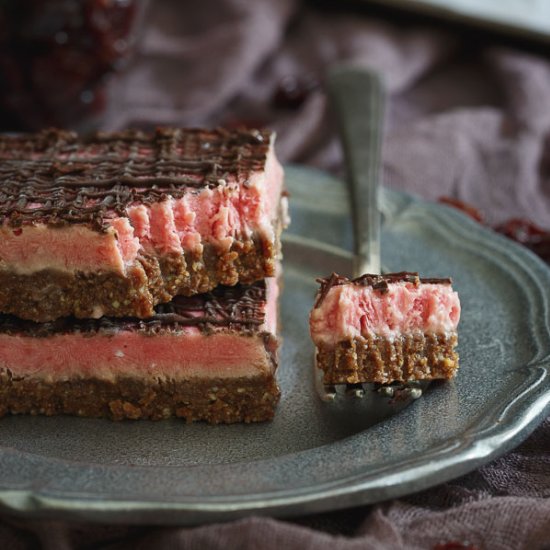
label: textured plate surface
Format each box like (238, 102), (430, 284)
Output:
(0, 165), (549, 524)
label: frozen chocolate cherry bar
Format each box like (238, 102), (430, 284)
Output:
(0, 279), (280, 424)
(0, 127), (287, 322)
(310, 272), (460, 385)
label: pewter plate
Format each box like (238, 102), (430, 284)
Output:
(0, 165), (549, 524)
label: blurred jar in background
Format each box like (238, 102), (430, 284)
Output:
(0, 0), (146, 131)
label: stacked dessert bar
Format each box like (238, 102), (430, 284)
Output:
(0, 127), (287, 423)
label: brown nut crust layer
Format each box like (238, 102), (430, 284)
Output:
(0, 235), (275, 322)
(316, 333), (458, 385)
(0, 372), (280, 424)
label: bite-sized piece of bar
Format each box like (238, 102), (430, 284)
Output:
(0, 127), (287, 322)
(0, 279), (280, 424)
(310, 272), (460, 385)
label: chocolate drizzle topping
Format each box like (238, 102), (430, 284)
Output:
(314, 272), (453, 308)
(0, 127), (271, 231)
(0, 281), (268, 337)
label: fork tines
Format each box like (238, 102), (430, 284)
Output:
(321, 381), (424, 402)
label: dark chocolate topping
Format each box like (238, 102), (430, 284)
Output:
(0, 280), (268, 337)
(314, 272), (453, 308)
(0, 127), (271, 231)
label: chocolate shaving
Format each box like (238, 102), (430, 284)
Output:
(314, 273), (349, 308)
(314, 272), (453, 308)
(0, 127), (271, 231)
(0, 281), (268, 338)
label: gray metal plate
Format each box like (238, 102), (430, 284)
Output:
(0, 165), (548, 524)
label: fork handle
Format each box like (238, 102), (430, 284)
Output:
(327, 67), (384, 277)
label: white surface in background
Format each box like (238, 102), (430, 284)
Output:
(375, 0), (550, 38)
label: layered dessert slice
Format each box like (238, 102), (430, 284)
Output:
(0, 279), (280, 423)
(0, 127), (287, 322)
(310, 272), (460, 385)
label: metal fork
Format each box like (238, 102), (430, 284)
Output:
(318, 66), (425, 402)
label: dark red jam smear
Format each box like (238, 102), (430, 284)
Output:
(495, 218), (550, 261)
(0, 127), (271, 231)
(439, 197), (550, 263)
(272, 75), (320, 110)
(0, 280), (268, 338)
(0, 0), (142, 130)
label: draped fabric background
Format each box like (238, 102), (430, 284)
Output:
(2, 1), (550, 547)
(104, 0), (550, 228)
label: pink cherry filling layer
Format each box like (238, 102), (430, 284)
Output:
(0, 332), (272, 381)
(310, 281), (460, 347)
(0, 148), (284, 275)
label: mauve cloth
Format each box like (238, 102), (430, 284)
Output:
(3, 1), (550, 548)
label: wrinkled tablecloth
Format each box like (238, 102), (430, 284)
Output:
(2, 1), (550, 548)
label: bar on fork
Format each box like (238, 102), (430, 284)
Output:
(312, 67), (461, 402)
(310, 271), (461, 402)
